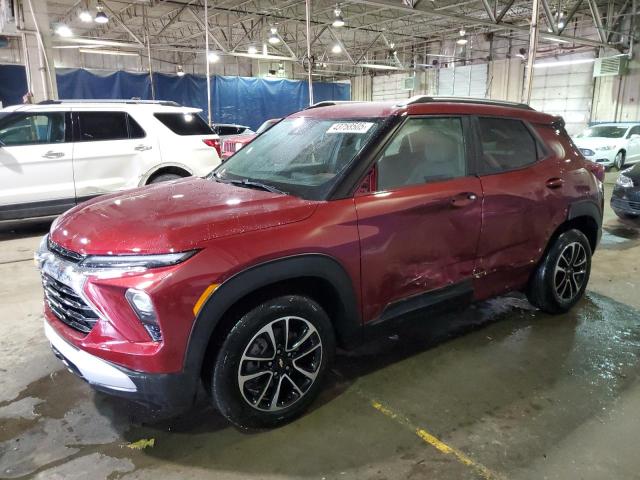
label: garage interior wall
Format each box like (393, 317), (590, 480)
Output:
(528, 52), (597, 135)
(488, 58), (525, 103)
(591, 58), (640, 123)
(438, 64), (488, 98)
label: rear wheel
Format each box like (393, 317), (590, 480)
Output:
(211, 295), (335, 429)
(149, 173), (183, 184)
(527, 229), (592, 314)
(614, 151), (625, 170)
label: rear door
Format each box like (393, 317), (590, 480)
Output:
(72, 109), (158, 198)
(0, 110), (75, 220)
(473, 116), (566, 298)
(355, 116), (482, 323)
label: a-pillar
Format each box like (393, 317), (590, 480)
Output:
(20, 0), (58, 102)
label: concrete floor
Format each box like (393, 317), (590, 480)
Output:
(1, 173), (640, 480)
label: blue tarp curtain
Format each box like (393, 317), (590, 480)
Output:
(0, 65), (350, 130)
(0, 64), (28, 108)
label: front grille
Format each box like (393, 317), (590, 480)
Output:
(48, 238), (85, 264)
(612, 197), (640, 211)
(42, 273), (98, 334)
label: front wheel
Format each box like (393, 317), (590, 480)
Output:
(211, 295), (335, 429)
(527, 229), (592, 314)
(614, 151), (625, 171)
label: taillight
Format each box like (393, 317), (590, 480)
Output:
(203, 138), (221, 157)
(586, 162), (605, 182)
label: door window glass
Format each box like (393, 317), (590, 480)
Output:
(0, 112), (66, 146)
(377, 117), (467, 191)
(78, 111), (128, 141)
(478, 118), (538, 174)
(127, 114), (146, 139)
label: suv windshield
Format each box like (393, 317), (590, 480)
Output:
(214, 117), (383, 199)
(576, 126), (627, 138)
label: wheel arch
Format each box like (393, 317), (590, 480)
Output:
(540, 201), (601, 262)
(183, 254), (362, 381)
(139, 163), (193, 186)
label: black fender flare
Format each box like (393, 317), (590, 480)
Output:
(567, 199), (603, 247)
(182, 254), (362, 375)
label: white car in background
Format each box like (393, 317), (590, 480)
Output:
(573, 122), (640, 170)
(0, 100), (221, 222)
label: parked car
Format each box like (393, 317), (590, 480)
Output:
(36, 97), (603, 429)
(221, 118), (280, 160)
(213, 123), (254, 137)
(611, 164), (640, 218)
(0, 100), (221, 222)
(572, 122), (640, 170)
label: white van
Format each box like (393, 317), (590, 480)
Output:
(0, 100), (221, 222)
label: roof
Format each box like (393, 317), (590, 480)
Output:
(291, 97), (557, 125)
(1, 100), (201, 113)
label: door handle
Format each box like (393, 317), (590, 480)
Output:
(450, 192), (478, 208)
(134, 144), (152, 152)
(42, 151), (64, 159)
(545, 178), (564, 189)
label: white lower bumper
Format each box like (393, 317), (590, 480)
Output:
(44, 321), (137, 392)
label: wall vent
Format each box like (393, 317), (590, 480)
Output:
(593, 56), (629, 77)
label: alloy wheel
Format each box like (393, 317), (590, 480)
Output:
(238, 316), (323, 412)
(553, 242), (588, 302)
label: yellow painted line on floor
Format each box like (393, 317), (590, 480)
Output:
(370, 399), (503, 480)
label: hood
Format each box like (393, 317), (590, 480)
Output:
(573, 137), (622, 149)
(50, 178), (317, 255)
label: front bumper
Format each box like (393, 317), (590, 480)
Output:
(581, 149), (617, 166)
(45, 319), (198, 411)
(611, 186), (640, 216)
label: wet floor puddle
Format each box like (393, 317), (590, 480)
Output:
(1, 292), (640, 478)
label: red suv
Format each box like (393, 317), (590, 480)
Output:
(36, 97), (603, 429)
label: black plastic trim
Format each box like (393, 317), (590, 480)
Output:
(183, 254), (362, 375)
(0, 197), (76, 221)
(567, 199), (604, 247)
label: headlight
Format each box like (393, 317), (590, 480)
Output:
(616, 174), (634, 188)
(595, 145), (615, 151)
(80, 250), (197, 269)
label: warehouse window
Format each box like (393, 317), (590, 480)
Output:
(154, 113), (213, 135)
(78, 112), (129, 141)
(477, 118), (538, 174)
(0, 112), (66, 146)
(377, 117), (467, 191)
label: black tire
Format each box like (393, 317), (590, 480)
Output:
(212, 295), (335, 429)
(614, 151), (625, 171)
(527, 229), (592, 314)
(149, 173), (183, 184)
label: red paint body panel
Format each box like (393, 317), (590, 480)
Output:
(41, 101), (603, 378)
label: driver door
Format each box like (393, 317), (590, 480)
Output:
(354, 116), (482, 323)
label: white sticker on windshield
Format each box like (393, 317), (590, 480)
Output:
(326, 122), (374, 134)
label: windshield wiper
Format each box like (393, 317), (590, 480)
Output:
(214, 173), (287, 195)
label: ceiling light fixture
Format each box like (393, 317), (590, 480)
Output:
(94, 2), (108, 23)
(331, 43), (342, 54)
(207, 51), (220, 62)
(78, 10), (93, 22)
(247, 45), (258, 54)
(268, 26), (280, 45)
(332, 6), (345, 27)
(176, 65), (185, 76)
(55, 24), (73, 37)
(457, 27), (467, 45)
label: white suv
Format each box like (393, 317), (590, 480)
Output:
(573, 123), (640, 170)
(0, 100), (221, 222)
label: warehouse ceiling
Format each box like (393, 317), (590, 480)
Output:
(48, 0), (636, 77)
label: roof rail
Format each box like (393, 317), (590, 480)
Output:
(397, 96), (534, 111)
(305, 100), (360, 110)
(37, 99), (182, 107)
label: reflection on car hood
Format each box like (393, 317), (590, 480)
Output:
(50, 178), (317, 255)
(573, 138), (621, 148)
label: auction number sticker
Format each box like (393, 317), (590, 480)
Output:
(326, 122), (374, 134)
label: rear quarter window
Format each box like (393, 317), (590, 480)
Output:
(154, 113), (213, 135)
(477, 117), (542, 174)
